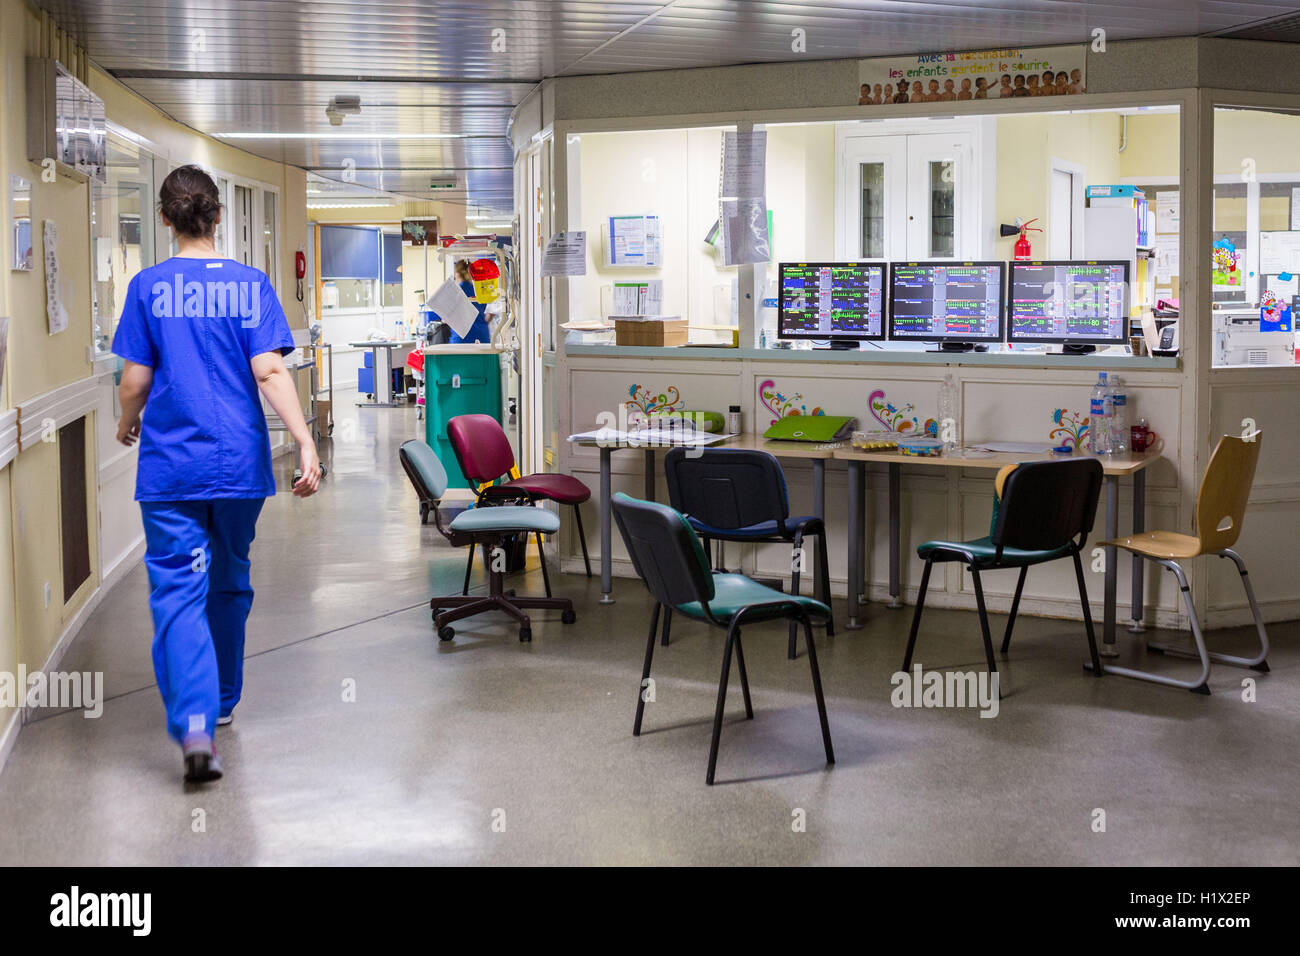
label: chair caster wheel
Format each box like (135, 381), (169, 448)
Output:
(561, 609), (576, 624)
(1147, 644), (1165, 655)
(438, 626), (455, 642)
(419, 502), (430, 524)
(519, 626), (532, 642)
(505, 589), (516, 597)
(1251, 660), (1270, 673)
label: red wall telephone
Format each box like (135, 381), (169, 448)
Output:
(295, 250), (306, 302)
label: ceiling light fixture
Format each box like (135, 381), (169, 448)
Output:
(214, 132), (472, 140)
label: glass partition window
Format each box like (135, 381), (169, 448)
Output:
(859, 162), (884, 258)
(91, 131), (161, 356)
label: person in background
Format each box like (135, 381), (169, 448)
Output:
(1055, 71), (1070, 95)
(858, 83), (871, 105)
(883, 83), (895, 103)
(974, 76), (989, 99)
(894, 83), (910, 104)
(911, 80), (924, 102)
(997, 74), (1013, 97)
(113, 164), (321, 784)
(1069, 68), (1085, 94)
(957, 78), (973, 100)
(1026, 73), (1041, 96)
(1012, 74), (1030, 97)
(452, 259), (492, 344)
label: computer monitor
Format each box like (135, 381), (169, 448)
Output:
(1008, 260), (1130, 353)
(777, 262), (885, 347)
(887, 262), (1005, 350)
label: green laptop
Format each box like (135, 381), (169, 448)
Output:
(763, 415), (857, 443)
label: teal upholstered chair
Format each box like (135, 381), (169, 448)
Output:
(902, 457), (1104, 684)
(612, 492), (833, 785)
(400, 439), (575, 643)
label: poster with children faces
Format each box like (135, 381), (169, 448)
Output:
(857, 46), (1087, 106)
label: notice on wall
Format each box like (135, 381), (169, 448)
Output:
(1154, 238), (1179, 283)
(856, 45), (1086, 105)
(1155, 191), (1180, 235)
(606, 216), (662, 267)
(43, 220), (69, 335)
(1260, 231), (1300, 276)
(721, 130), (766, 200)
(720, 198), (771, 266)
(541, 231), (587, 276)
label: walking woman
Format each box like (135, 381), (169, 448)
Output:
(113, 165), (321, 783)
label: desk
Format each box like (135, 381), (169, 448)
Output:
(349, 340), (415, 407)
(570, 432), (842, 604)
(831, 446), (1158, 649)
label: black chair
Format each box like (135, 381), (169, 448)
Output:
(902, 458), (1104, 683)
(612, 492), (834, 785)
(664, 447), (833, 660)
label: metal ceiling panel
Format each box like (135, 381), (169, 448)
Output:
(35, 0), (1300, 215)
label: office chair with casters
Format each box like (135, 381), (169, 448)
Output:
(903, 458), (1104, 687)
(612, 492), (834, 786)
(663, 447), (833, 661)
(1099, 432), (1268, 694)
(447, 414), (593, 597)
(399, 439), (575, 643)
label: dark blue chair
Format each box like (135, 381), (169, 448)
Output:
(664, 447), (832, 660)
(612, 492), (833, 785)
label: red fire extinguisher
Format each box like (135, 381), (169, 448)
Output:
(1014, 218), (1042, 260)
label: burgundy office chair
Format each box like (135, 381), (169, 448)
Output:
(447, 414), (593, 598)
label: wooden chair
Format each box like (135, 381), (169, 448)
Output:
(1099, 432), (1269, 694)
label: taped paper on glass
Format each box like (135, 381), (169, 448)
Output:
(721, 130), (766, 200)
(720, 198), (771, 266)
(44, 220), (69, 335)
(541, 231), (587, 276)
(426, 277), (481, 338)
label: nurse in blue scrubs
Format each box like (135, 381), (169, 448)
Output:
(451, 258), (492, 343)
(113, 165), (321, 784)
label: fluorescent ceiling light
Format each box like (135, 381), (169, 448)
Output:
(306, 200), (395, 209)
(215, 131), (469, 140)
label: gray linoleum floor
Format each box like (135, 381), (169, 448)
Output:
(1, 396), (1297, 866)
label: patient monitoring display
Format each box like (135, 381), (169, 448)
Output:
(887, 262), (1005, 342)
(1008, 261), (1130, 344)
(778, 262), (885, 341)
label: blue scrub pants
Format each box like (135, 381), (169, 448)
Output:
(140, 499), (265, 743)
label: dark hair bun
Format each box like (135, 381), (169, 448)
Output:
(159, 164), (222, 239)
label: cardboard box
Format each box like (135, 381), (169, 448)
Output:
(614, 317), (688, 347)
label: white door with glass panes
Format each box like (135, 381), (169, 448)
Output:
(839, 130), (974, 260)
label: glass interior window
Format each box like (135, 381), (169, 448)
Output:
(1212, 181), (1248, 302)
(92, 131), (159, 356)
(929, 161), (955, 257)
(262, 191), (277, 284)
(859, 162), (884, 258)
(322, 279), (375, 310)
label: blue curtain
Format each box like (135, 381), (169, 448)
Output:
(381, 233), (402, 284)
(320, 225), (379, 279)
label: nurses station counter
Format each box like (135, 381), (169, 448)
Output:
(558, 343), (1185, 638)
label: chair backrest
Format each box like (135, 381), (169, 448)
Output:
(612, 492), (715, 609)
(447, 414), (516, 485)
(1195, 432), (1262, 552)
(399, 439), (449, 502)
(664, 448), (789, 531)
(993, 457), (1102, 553)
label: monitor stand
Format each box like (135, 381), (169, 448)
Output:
(816, 339), (860, 351)
(1060, 343), (1097, 355)
(932, 342), (975, 353)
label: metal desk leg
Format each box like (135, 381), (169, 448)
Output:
(813, 459), (826, 603)
(644, 449), (656, 502)
(1102, 474), (1119, 655)
(600, 446), (614, 605)
(846, 460), (864, 629)
(888, 462), (902, 609)
(1129, 469), (1146, 633)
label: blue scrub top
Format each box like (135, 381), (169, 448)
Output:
(450, 279), (492, 344)
(112, 257), (295, 502)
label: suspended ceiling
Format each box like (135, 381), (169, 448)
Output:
(34, 1), (1300, 216)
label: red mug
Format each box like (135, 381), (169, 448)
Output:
(1131, 423), (1158, 452)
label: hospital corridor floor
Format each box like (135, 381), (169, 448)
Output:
(1, 397), (1298, 866)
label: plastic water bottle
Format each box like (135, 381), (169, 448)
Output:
(1090, 371), (1112, 455)
(1109, 374), (1128, 455)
